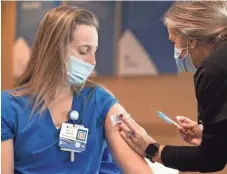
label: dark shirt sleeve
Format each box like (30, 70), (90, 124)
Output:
(161, 65), (227, 172)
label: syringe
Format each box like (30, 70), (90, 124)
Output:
(149, 105), (180, 127)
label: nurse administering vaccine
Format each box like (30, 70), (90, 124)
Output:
(118, 1), (227, 173)
(1, 5), (153, 174)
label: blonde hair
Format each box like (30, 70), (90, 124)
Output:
(12, 5), (99, 114)
(163, 1), (227, 43)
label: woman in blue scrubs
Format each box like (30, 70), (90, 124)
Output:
(1, 6), (153, 174)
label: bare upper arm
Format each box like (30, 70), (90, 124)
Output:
(104, 103), (153, 174)
(1, 139), (14, 174)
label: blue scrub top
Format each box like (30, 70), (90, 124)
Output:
(1, 86), (122, 174)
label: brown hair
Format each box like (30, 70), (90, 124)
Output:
(12, 5), (99, 114)
(163, 1), (227, 43)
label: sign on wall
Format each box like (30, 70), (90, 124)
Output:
(118, 1), (177, 76)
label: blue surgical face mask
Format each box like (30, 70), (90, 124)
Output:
(174, 47), (197, 73)
(67, 56), (95, 86)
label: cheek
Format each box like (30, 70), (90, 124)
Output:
(69, 48), (86, 60)
(76, 55), (87, 61)
(69, 47), (79, 57)
(84, 56), (96, 65)
(90, 59), (96, 66)
(77, 54), (96, 65)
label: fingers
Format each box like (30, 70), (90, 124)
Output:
(177, 127), (187, 137)
(177, 126), (195, 143)
(119, 129), (134, 147)
(129, 116), (145, 132)
(118, 121), (131, 135)
(175, 116), (196, 129)
(119, 114), (139, 135)
(175, 116), (191, 124)
(178, 129), (186, 140)
(177, 128), (189, 143)
(177, 126), (193, 135)
(175, 116), (188, 129)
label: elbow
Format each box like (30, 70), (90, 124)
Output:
(215, 164), (226, 172)
(198, 160), (226, 173)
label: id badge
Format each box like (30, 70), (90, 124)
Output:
(58, 123), (88, 152)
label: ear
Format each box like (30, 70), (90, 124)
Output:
(188, 38), (197, 49)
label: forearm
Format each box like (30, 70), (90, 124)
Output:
(155, 145), (201, 172)
(152, 144), (226, 173)
(151, 121), (227, 172)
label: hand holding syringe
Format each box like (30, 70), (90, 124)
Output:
(149, 105), (180, 127)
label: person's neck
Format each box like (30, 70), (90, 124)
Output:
(55, 84), (73, 100)
(196, 43), (213, 66)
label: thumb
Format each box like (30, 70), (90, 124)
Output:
(179, 122), (195, 129)
(175, 116), (194, 124)
(175, 116), (195, 129)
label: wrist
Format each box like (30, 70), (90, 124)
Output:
(152, 145), (164, 163)
(145, 142), (162, 163)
